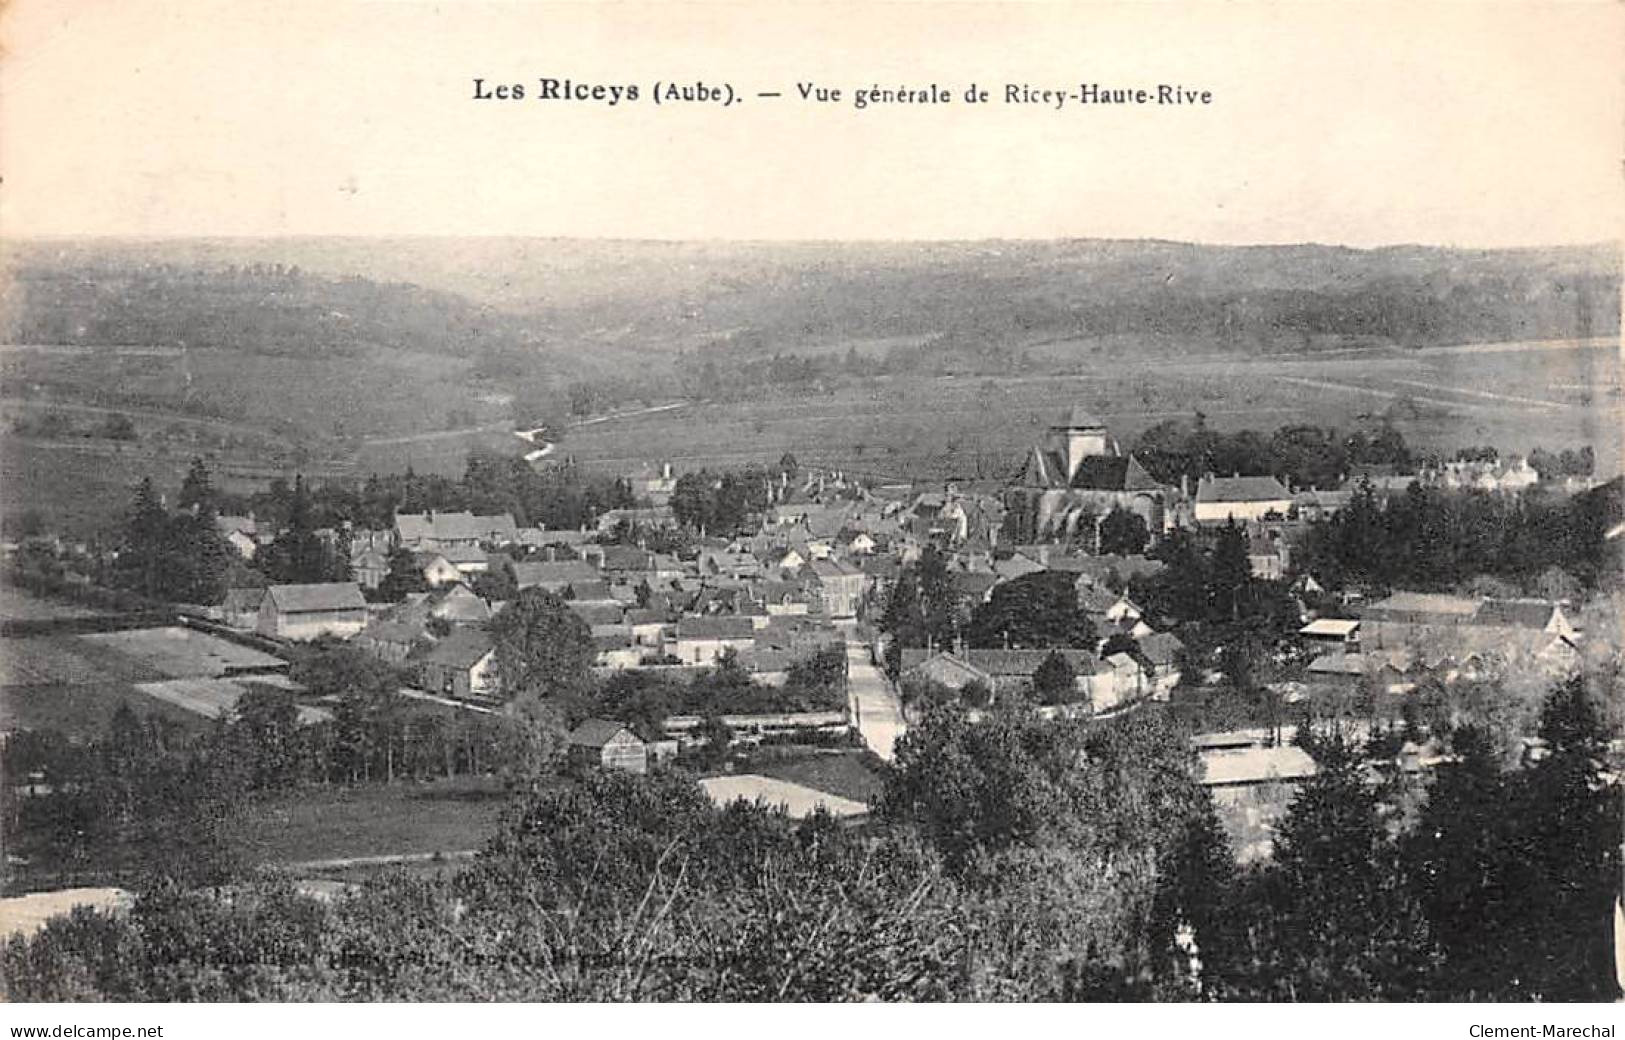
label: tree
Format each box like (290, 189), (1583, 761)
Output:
(1031, 651), (1078, 705)
(697, 712), (733, 770)
(111, 477), (232, 604)
(1098, 507), (1149, 555)
(259, 476), (349, 584)
(227, 686), (304, 791)
(489, 588), (595, 704)
(472, 562), (518, 603)
(1144, 524), (1208, 624)
(1402, 726), (1516, 997)
(1226, 738), (1437, 1000)
(1500, 676), (1623, 1000)
(116, 477), (169, 597)
(376, 547), (429, 602)
(880, 545), (959, 659)
(968, 571), (1095, 650)
(1207, 520), (1253, 621)
(177, 457), (217, 516)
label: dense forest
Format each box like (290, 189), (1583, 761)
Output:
(7, 240), (1618, 409)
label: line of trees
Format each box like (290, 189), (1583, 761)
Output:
(216, 453), (632, 535)
(1300, 478), (1622, 593)
(1133, 416), (1415, 490)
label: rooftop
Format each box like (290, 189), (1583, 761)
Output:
(1199, 745), (1317, 787)
(1196, 474), (1292, 504)
(263, 582), (366, 613)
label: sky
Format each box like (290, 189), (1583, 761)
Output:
(1, 0), (1622, 247)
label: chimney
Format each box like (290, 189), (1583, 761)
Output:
(1038, 545), (1050, 566)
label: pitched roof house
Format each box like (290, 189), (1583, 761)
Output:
(414, 628), (499, 700)
(1193, 475), (1293, 524)
(395, 511), (518, 549)
(512, 559), (600, 593)
(256, 582), (368, 641)
(567, 720), (647, 774)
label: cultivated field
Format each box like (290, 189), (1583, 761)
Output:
(82, 625), (286, 679)
(557, 340), (1624, 482)
(0, 632), (209, 737)
(0, 619), (293, 737)
(134, 677), (328, 724)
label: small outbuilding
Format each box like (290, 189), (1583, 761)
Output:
(567, 719), (648, 775)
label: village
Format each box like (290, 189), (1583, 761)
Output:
(4, 404), (1615, 859)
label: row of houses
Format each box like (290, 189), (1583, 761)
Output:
(898, 629), (1184, 714)
(1302, 593), (1583, 693)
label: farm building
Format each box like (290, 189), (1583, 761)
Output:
(1136, 631), (1186, 699)
(394, 511), (518, 550)
(414, 628), (498, 700)
(1198, 742), (1318, 864)
(673, 616), (757, 665)
(1193, 474), (1293, 524)
(567, 719), (648, 774)
(898, 649), (995, 692)
(896, 646), (1141, 712)
(354, 619), (427, 665)
(441, 543), (490, 578)
(256, 583), (368, 641)
(512, 559), (600, 594)
(218, 587), (265, 629)
(425, 584), (492, 625)
(1299, 617), (1361, 653)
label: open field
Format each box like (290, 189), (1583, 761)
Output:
(557, 342), (1625, 481)
(1, 341), (506, 442)
(6, 339), (1620, 539)
(751, 750), (886, 806)
(3, 779), (522, 893)
(229, 778), (521, 866)
(699, 773), (870, 819)
(82, 625), (286, 679)
(133, 677), (328, 724)
(0, 633), (213, 737)
(0, 585), (103, 623)
(0, 433), (357, 535)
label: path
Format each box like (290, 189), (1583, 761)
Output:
(845, 641), (904, 762)
(278, 849), (479, 872)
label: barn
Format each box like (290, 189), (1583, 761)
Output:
(256, 582), (368, 641)
(567, 719), (648, 775)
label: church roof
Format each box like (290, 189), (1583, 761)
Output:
(1018, 446), (1166, 492)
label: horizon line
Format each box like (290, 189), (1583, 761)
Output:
(5, 233), (1620, 254)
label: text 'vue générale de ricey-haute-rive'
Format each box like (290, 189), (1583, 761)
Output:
(470, 77), (1215, 109)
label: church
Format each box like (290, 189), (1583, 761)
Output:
(1003, 407), (1174, 542)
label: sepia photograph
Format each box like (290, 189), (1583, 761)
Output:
(0, 0), (1621, 1017)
